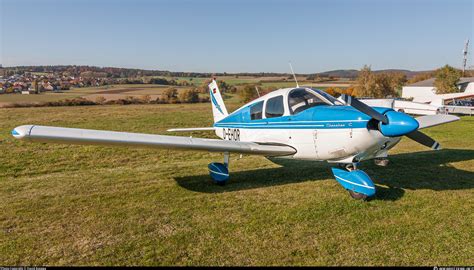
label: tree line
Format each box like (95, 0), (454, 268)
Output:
(348, 64), (466, 98)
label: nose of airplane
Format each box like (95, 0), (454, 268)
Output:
(11, 125), (33, 139)
(378, 111), (419, 137)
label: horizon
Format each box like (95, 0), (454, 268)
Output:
(1, 0), (473, 73)
(0, 64), (449, 75)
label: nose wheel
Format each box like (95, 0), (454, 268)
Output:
(331, 163), (376, 200)
(348, 190), (369, 200)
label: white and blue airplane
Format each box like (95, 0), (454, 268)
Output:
(11, 79), (460, 200)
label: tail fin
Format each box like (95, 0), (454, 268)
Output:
(208, 79), (229, 122)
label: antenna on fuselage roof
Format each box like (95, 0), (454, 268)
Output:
(288, 62), (299, 88)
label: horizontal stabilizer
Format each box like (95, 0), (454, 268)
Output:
(12, 125), (296, 157)
(167, 127), (215, 132)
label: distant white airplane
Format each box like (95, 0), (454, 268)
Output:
(12, 79), (459, 200)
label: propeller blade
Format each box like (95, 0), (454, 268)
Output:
(341, 94), (389, 124)
(406, 130), (441, 150)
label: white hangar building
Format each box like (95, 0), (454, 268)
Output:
(402, 77), (474, 106)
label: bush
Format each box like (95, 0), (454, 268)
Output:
(95, 96), (106, 104)
(140, 95), (151, 104)
(162, 87), (178, 102)
(179, 89), (199, 103)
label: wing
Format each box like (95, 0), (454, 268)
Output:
(12, 125), (295, 157)
(415, 114), (460, 129)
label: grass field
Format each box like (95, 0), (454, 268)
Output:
(0, 103), (473, 266)
(0, 85), (191, 107)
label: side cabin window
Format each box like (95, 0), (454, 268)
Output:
(250, 101), (264, 120)
(288, 88), (326, 115)
(265, 95), (285, 118)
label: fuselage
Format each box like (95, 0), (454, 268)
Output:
(214, 87), (401, 163)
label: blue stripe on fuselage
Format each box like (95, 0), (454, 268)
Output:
(214, 105), (389, 129)
(214, 120), (368, 129)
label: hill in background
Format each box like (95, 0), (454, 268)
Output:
(0, 65), (431, 80)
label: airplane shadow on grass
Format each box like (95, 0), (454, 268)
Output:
(175, 149), (474, 201)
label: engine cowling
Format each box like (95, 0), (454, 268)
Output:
(378, 111), (419, 137)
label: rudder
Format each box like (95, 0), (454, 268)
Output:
(208, 79), (229, 123)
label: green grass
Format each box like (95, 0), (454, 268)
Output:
(0, 104), (473, 266)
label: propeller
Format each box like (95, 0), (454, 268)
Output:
(341, 94), (441, 150)
(406, 130), (441, 150)
(341, 94), (388, 124)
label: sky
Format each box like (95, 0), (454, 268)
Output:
(1, 0), (473, 73)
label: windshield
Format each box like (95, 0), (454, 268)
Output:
(309, 88), (344, 106)
(288, 88), (342, 114)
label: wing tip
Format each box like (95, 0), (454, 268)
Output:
(11, 125), (34, 139)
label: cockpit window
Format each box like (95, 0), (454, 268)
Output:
(288, 88), (342, 115)
(311, 88), (344, 106)
(288, 88), (326, 114)
(265, 96), (285, 118)
(250, 101), (264, 120)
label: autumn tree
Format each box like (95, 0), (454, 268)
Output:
(389, 72), (407, 96)
(407, 72), (433, 84)
(353, 65), (375, 97)
(353, 66), (397, 98)
(324, 87), (343, 97)
(238, 84), (259, 103)
(198, 80), (212, 93)
(325, 87), (337, 96)
(343, 86), (355, 96)
(434, 65), (461, 94)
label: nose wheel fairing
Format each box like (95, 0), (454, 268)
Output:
(331, 167), (376, 198)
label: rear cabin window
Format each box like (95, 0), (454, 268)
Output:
(250, 101), (264, 120)
(265, 96), (285, 118)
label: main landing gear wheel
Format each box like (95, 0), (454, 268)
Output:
(348, 190), (368, 200)
(374, 158), (389, 167)
(208, 152), (230, 185)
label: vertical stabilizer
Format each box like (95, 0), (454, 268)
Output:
(208, 80), (229, 122)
